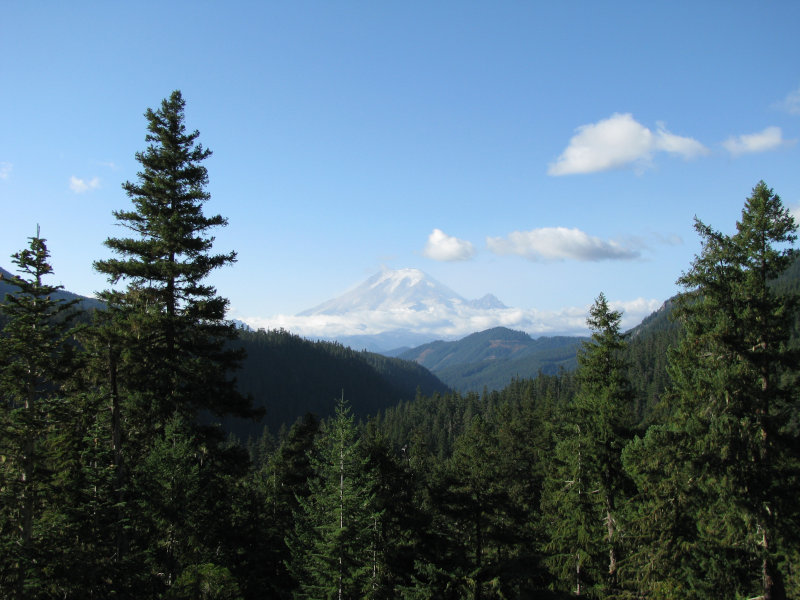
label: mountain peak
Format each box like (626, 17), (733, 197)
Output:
(297, 268), (501, 317)
(467, 293), (508, 310)
(367, 268), (430, 294)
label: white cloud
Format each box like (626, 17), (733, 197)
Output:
(0, 162), (11, 180)
(654, 122), (708, 158)
(722, 126), (791, 156)
(609, 297), (664, 328)
(486, 227), (640, 261)
(423, 228), (475, 261)
(548, 113), (708, 175)
(69, 175), (100, 193)
(774, 87), (800, 115)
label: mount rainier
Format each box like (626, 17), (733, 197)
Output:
(250, 267), (660, 352)
(299, 268), (507, 316)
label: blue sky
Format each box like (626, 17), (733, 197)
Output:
(2, 2), (800, 336)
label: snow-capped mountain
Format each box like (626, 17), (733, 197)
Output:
(290, 268), (516, 351)
(247, 268), (661, 352)
(298, 268), (507, 316)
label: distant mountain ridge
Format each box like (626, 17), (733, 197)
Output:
(398, 326), (586, 392)
(0, 266), (104, 315)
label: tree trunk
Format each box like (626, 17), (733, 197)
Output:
(109, 342), (128, 560)
(474, 508), (483, 600)
(762, 529), (786, 600)
(19, 372), (37, 598)
(607, 497), (617, 586)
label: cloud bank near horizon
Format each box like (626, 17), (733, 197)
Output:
(548, 113), (708, 175)
(239, 296), (662, 341)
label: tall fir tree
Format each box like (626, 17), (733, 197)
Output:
(257, 413), (321, 598)
(89, 90), (258, 595)
(660, 181), (799, 599)
(541, 293), (634, 598)
(360, 420), (427, 598)
(287, 397), (380, 599)
(621, 422), (701, 598)
(0, 229), (78, 598)
(93, 89), (254, 427)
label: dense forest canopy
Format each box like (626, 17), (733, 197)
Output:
(1, 93), (798, 599)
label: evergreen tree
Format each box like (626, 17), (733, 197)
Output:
(541, 419), (599, 597)
(0, 229), (78, 598)
(541, 293), (634, 597)
(621, 423), (700, 598)
(60, 389), (137, 598)
(361, 421), (428, 598)
(93, 89), (254, 427)
(287, 398), (380, 599)
(492, 396), (553, 596)
(89, 90), (258, 596)
(259, 413), (321, 598)
(659, 181), (799, 599)
(427, 415), (530, 600)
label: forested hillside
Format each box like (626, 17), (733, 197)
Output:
(0, 283), (450, 442)
(1, 92), (798, 599)
(227, 328), (449, 438)
(398, 327), (584, 392)
(0, 266), (103, 324)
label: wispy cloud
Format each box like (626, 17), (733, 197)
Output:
(69, 175), (101, 193)
(0, 162), (11, 180)
(548, 113), (708, 175)
(722, 126), (792, 156)
(774, 86), (800, 115)
(486, 227), (640, 261)
(423, 228), (475, 261)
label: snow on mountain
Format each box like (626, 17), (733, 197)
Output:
(289, 268), (519, 350)
(298, 268), (489, 316)
(243, 268), (661, 348)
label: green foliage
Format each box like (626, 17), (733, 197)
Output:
(625, 181), (800, 599)
(94, 89), (253, 425)
(360, 422), (426, 596)
(399, 328), (584, 392)
(287, 397), (381, 599)
(228, 328), (449, 437)
(541, 293), (635, 598)
(421, 415), (539, 599)
(4, 97), (800, 600)
(0, 230), (79, 598)
(169, 563), (243, 600)
(82, 90), (257, 597)
(256, 413), (321, 598)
